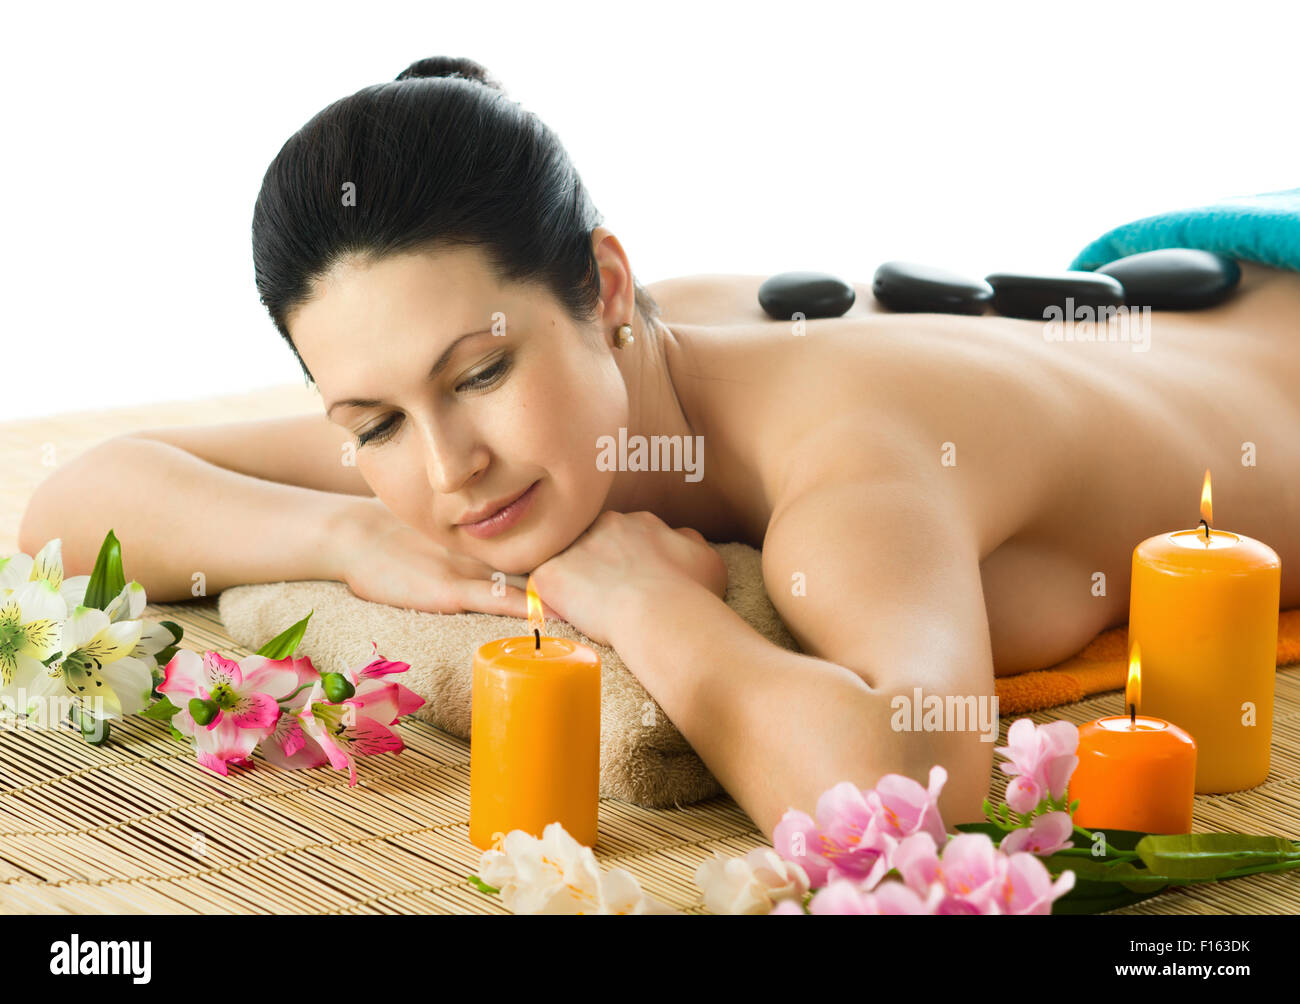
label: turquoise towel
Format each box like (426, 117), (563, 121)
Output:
(1069, 187), (1300, 272)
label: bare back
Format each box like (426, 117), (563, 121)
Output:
(648, 264), (1300, 675)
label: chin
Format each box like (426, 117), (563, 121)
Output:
(484, 515), (590, 574)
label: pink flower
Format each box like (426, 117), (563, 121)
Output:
(995, 719), (1079, 801)
(865, 765), (949, 845)
(260, 646), (424, 785)
(348, 667), (426, 723)
(994, 852), (1076, 915)
(1005, 775), (1042, 814)
(159, 649), (299, 776)
(905, 833), (1073, 915)
(891, 831), (942, 890)
(773, 785), (897, 889)
(999, 811), (1075, 857)
(264, 653), (322, 692)
(930, 832), (1006, 913)
(260, 709), (331, 771)
(348, 642), (415, 683)
(772, 765), (948, 889)
(808, 878), (941, 915)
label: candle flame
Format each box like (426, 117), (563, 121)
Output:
(1126, 641), (1142, 710)
(526, 575), (544, 636)
(1200, 469), (1213, 526)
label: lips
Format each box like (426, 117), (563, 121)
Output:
(459, 484), (531, 525)
(456, 480), (540, 539)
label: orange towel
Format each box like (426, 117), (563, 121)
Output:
(994, 609), (1300, 713)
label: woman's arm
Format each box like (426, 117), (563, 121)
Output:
(131, 413), (374, 497)
(18, 435), (361, 601)
(608, 479), (996, 842)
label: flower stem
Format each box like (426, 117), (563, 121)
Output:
(273, 682), (314, 705)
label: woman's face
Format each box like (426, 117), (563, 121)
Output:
(288, 245), (629, 574)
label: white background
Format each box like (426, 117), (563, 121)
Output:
(4, 0), (1298, 420)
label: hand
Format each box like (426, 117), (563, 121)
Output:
(327, 496), (530, 617)
(529, 510), (728, 647)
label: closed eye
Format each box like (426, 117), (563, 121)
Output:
(456, 355), (510, 392)
(354, 354), (512, 447)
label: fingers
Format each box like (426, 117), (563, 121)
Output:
(442, 548), (502, 579)
(445, 579), (530, 618)
(444, 580), (562, 622)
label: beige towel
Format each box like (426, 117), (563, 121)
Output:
(218, 542), (799, 808)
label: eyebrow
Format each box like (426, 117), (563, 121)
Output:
(325, 328), (495, 416)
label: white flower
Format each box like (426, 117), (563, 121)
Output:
(477, 822), (679, 915)
(88, 578), (174, 680)
(0, 578), (66, 692)
(25, 605), (148, 719)
(694, 847), (811, 915)
(1, 539), (82, 613)
(3, 539), (168, 721)
(0, 550), (36, 592)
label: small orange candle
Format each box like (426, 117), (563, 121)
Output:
(469, 577), (601, 851)
(1128, 470), (1280, 793)
(1068, 644), (1197, 834)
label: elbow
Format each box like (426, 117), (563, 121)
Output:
(17, 506), (39, 557)
(15, 440), (122, 572)
(926, 727), (995, 828)
(875, 693), (995, 829)
(17, 483), (56, 558)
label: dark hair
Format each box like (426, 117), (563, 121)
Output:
(252, 55), (660, 383)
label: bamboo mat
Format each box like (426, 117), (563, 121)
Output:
(2, 386), (1299, 914)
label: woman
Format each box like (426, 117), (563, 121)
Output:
(22, 57), (1300, 841)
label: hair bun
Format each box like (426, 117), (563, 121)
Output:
(395, 56), (504, 92)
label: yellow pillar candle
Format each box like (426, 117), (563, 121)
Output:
(1128, 471), (1281, 793)
(469, 577), (601, 851)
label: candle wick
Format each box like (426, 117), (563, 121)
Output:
(1198, 517), (1210, 540)
(533, 628), (540, 651)
(1129, 703), (1136, 726)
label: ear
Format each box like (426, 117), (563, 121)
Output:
(590, 226), (637, 326)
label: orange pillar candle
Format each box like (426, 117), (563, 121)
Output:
(1068, 645), (1197, 834)
(469, 577), (601, 851)
(1128, 471), (1280, 793)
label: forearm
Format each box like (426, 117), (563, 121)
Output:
(19, 436), (354, 602)
(610, 583), (993, 841)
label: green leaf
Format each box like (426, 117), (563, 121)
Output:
(1135, 833), (1300, 880)
(157, 620), (184, 644)
(167, 723), (187, 743)
(255, 611), (314, 659)
(1064, 827), (1149, 854)
(153, 645), (179, 667)
(1037, 854), (1168, 891)
(84, 530), (127, 611)
(954, 821), (1012, 841)
(141, 697), (181, 722)
(1053, 878), (1167, 915)
(467, 875), (500, 895)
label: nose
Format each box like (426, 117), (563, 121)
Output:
(416, 415), (488, 495)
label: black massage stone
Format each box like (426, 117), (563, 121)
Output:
(758, 271), (856, 320)
(985, 270), (1125, 320)
(1096, 248), (1241, 309)
(872, 261), (993, 314)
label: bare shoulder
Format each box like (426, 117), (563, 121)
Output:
(645, 274), (886, 326)
(130, 413), (374, 497)
(759, 447), (991, 694)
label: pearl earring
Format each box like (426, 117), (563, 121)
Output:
(614, 323), (634, 349)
